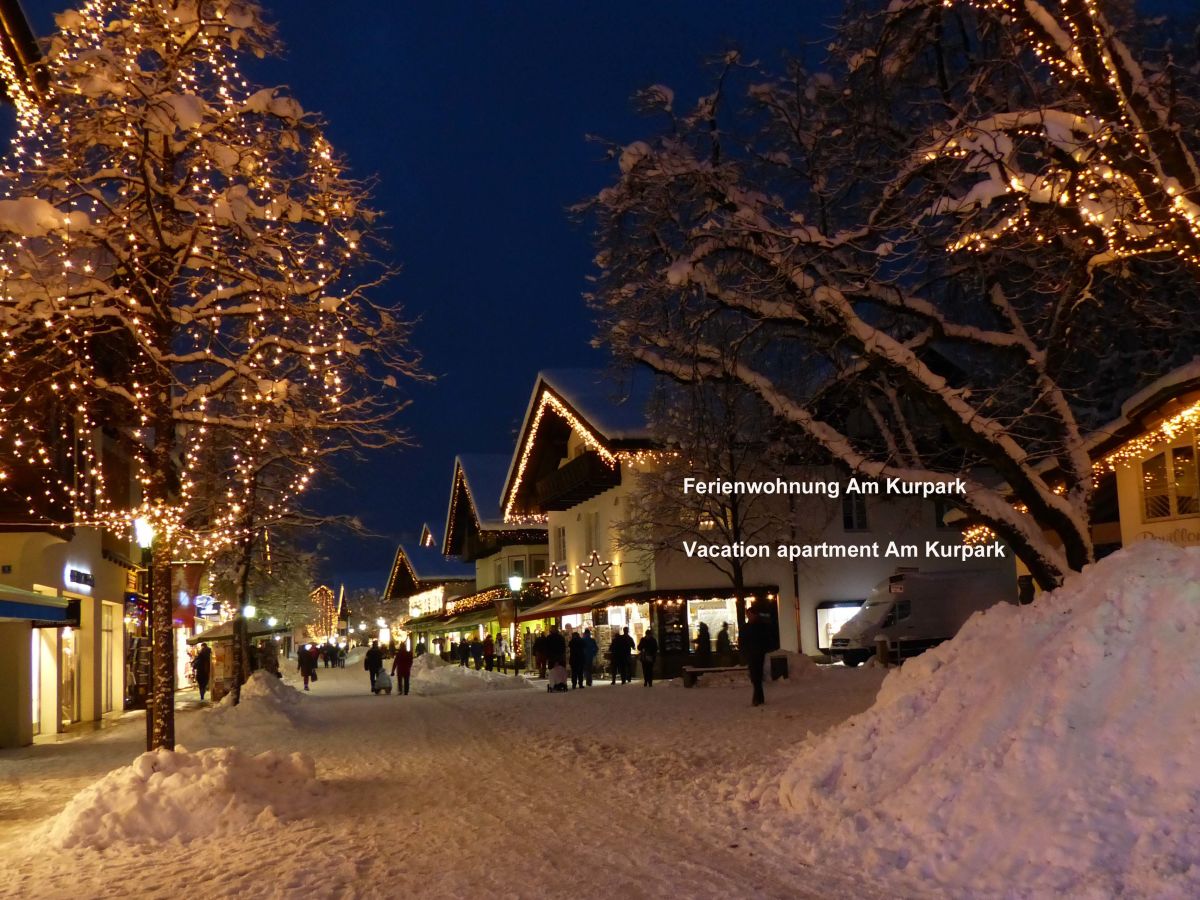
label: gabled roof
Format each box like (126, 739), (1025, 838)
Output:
(442, 453), (523, 556)
(383, 543), (474, 600)
(501, 368), (658, 522)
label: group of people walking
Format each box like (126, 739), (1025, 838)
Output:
(449, 632), (509, 672)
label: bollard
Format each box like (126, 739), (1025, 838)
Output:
(874, 635), (890, 667)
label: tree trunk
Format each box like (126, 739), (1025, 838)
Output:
(148, 408), (176, 750)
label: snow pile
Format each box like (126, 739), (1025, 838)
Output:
(43, 745), (319, 850)
(770, 541), (1200, 898)
(412, 659), (537, 695)
(412, 651), (448, 672)
(205, 671), (307, 729)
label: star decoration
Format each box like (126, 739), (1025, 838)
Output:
(578, 551), (612, 589)
(548, 563), (569, 595)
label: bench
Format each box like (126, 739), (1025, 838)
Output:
(682, 665), (745, 687)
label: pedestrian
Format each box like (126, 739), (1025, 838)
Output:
(716, 622), (732, 664)
(611, 627), (635, 684)
(258, 641), (281, 678)
(322, 643), (331, 668)
(192, 642), (212, 700)
(364, 639), (384, 693)
(391, 642), (414, 696)
(568, 631), (586, 689)
(695, 622), (712, 668)
(742, 609), (772, 707)
(338, 644), (347, 667)
(471, 635), (484, 670)
(298, 643), (319, 690)
(483, 632), (495, 671)
(637, 630), (658, 686)
(582, 628), (599, 686)
(545, 625), (567, 677)
(496, 633), (508, 673)
(458, 638), (471, 668)
(533, 630), (548, 679)
(416, 640), (427, 657)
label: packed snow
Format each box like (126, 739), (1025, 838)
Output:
(42, 745), (318, 851)
(203, 670), (309, 730)
(758, 541), (1200, 898)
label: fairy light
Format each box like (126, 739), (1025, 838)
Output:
(1094, 399), (1200, 473)
(929, 0), (1200, 268)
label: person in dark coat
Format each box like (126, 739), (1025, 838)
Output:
(695, 622), (712, 667)
(364, 640), (384, 693)
(568, 632), (587, 689)
(544, 626), (567, 673)
(637, 631), (658, 686)
(470, 636), (484, 670)
(582, 628), (599, 686)
(532, 631), (548, 678)
(611, 627), (635, 684)
(716, 622), (733, 664)
(192, 642), (212, 700)
(458, 638), (471, 668)
(742, 610), (772, 706)
(297, 643), (319, 690)
(391, 643), (414, 696)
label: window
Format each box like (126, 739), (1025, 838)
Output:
(554, 526), (566, 562)
(530, 556), (548, 577)
(895, 600), (912, 621)
(698, 512), (716, 531)
(511, 557), (526, 578)
(586, 511), (601, 554)
(494, 560), (503, 586)
(842, 494), (869, 531)
(1142, 445), (1198, 520)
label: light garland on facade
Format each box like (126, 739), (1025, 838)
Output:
(547, 563), (569, 595)
(445, 587), (505, 616)
(1094, 399), (1200, 473)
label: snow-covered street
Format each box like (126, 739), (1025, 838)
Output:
(0, 660), (888, 900)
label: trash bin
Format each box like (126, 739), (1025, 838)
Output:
(769, 652), (788, 681)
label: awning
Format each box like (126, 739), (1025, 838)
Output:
(186, 618), (287, 644)
(517, 582), (649, 623)
(443, 608), (498, 630)
(0, 584), (70, 623)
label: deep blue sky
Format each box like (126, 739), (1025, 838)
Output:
(18, 0), (1188, 592)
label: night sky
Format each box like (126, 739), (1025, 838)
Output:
(15, 0), (1187, 592)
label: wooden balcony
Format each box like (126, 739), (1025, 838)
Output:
(535, 451), (620, 510)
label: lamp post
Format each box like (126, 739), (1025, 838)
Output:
(134, 517), (155, 750)
(508, 575), (523, 676)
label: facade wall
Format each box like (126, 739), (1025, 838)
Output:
(1114, 434), (1200, 550)
(474, 544), (549, 590)
(0, 527), (131, 746)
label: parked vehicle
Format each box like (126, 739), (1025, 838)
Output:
(830, 569), (1016, 666)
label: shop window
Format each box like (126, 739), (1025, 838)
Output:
(842, 494), (869, 531)
(1142, 445), (1198, 520)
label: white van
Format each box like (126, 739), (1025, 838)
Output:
(829, 569), (1016, 666)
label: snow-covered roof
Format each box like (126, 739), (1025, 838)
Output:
(500, 368), (658, 521)
(535, 369), (656, 442)
(383, 543), (474, 600)
(455, 454), (511, 528)
(1087, 356), (1200, 458)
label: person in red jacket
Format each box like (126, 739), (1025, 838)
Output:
(391, 643), (414, 696)
(482, 632), (495, 671)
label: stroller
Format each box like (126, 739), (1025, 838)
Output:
(373, 669), (393, 695)
(547, 663), (569, 693)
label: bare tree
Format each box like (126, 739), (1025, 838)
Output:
(586, 0), (1200, 590)
(0, 2), (421, 748)
(618, 377), (792, 607)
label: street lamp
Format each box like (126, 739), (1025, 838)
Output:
(508, 575), (523, 676)
(134, 517), (155, 749)
(243, 604), (256, 618)
(267, 616), (278, 627)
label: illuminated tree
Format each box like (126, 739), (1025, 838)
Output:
(0, 1), (419, 748)
(587, 1), (1200, 590)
